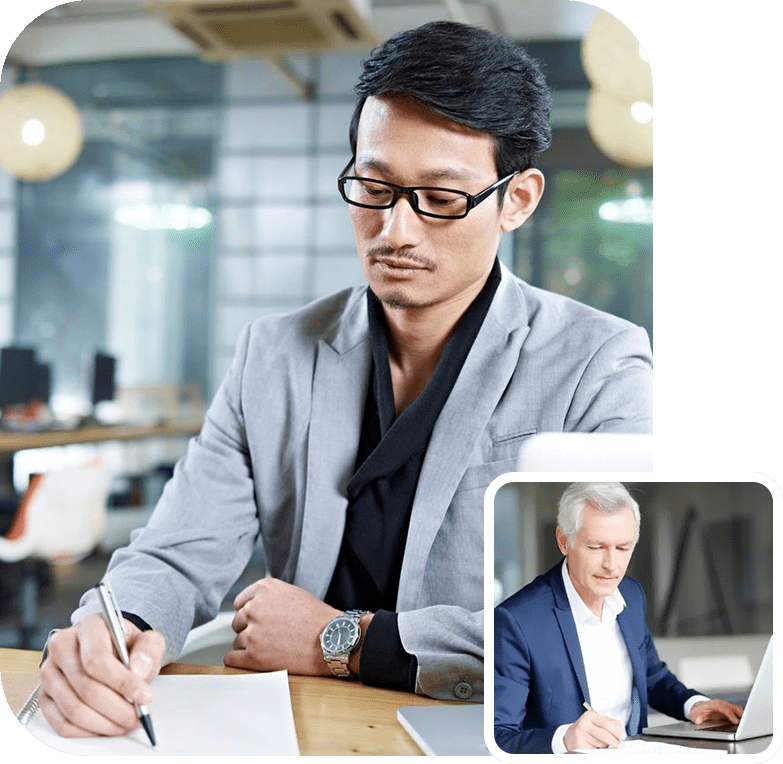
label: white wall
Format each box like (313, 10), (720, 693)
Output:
(211, 53), (367, 391)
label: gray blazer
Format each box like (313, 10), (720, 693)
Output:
(73, 265), (652, 701)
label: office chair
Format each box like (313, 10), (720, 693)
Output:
(0, 462), (112, 648)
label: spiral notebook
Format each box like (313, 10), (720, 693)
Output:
(15, 671), (299, 756)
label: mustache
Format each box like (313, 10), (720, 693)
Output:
(366, 245), (436, 269)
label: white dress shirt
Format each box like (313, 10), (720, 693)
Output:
(551, 560), (707, 753)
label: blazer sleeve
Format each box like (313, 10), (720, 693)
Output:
(565, 325), (653, 433)
(397, 605), (483, 701)
(71, 323), (261, 664)
(644, 627), (700, 719)
(627, 578), (699, 719)
(494, 604), (561, 754)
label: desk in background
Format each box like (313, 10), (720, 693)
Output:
(0, 421), (202, 500)
(0, 421), (203, 455)
(0, 648), (457, 755)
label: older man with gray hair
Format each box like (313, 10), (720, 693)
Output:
(494, 482), (743, 754)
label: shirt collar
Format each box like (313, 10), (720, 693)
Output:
(560, 558), (626, 625)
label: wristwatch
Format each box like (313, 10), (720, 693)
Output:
(320, 609), (370, 677)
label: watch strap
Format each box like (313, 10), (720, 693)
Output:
(322, 610), (370, 678)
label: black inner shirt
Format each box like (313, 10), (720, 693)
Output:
(324, 259), (501, 687)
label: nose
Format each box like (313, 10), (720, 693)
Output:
(602, 548), (616, 572)
(380, 193), (423, 251)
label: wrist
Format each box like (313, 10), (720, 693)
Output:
(347, 613), (373, 676)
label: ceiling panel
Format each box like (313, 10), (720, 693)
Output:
(7, 0), (598, 65)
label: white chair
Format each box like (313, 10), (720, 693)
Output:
(0, 462), (112, 647)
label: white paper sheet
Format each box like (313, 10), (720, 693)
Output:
(23, 671), (299, 756)
(575, 739), (728, 754)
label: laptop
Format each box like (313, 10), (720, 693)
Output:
(397, 704), (489, 756)
(643, 636), (773, 741)
(517, 432), (653, 471)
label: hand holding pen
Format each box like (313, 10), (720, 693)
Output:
(562, 701), (626, 752)
(95, 581), (157, 747)
(37, 596), (165, 741)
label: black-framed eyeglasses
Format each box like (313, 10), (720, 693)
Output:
(337, 158), (516, 220)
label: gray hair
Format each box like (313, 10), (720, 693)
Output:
(557, 482), (640, 547)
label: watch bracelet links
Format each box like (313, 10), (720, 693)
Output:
(324, 609), (371, 678)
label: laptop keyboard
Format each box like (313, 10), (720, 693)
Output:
(694, 723), (739, 733)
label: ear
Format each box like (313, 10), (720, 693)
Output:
(555, 525), (569, 556)
(499, 168), (545, 233)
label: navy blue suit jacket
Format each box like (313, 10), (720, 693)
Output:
(494, 563), (699, 754)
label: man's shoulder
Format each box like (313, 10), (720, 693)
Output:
(502, 270), (642, 339)
(244, 285), (367, 348)
(497, 565), (559, 615)
(618, 575), (646, 607)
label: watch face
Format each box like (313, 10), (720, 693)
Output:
(321, 616), (360, 655)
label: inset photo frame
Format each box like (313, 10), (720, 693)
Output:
(485, 475), (779, 760)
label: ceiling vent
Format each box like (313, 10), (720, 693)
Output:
(150, 0), (381, 59)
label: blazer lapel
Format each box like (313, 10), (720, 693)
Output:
(294, 291), (372, 598)
(396, 267), (530, 609)
(551, 565), (592, 704)
(616, 606), (646, 703)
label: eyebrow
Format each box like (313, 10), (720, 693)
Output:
(586, 540), (634, 547)
(354, 155), (478, 184)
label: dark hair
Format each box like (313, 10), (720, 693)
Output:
(348, 21), (553, 181)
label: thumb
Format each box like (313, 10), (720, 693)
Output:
(128, 629), (166, 681)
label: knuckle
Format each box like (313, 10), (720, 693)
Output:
(46, 629), (71, 660)
(68, 670), (95, 702)
(39, 657), (56, 685)
(58, 691), (80, 719)
(80, 650), (106, 677)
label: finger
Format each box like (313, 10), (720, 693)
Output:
(76, 616), (154, 707)
(224, 648), (258, 671)
(233, 581), (262, 611)
(232, 629), (247, 651)
(592, 715), (626, 742)
(39, 661), (137, 737)
(719, 702), (742, 724)
(39, 689), (99, 739)
(128, 629), (166, 682)
(232, 606), (248, 634)
(586, 728), (621, 749)
(589, 719), (624, 748)
(44, 622), (143, 732)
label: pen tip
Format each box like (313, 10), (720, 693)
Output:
(140, 715), (157, 748)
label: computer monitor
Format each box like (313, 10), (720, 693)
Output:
(91, 352), (117, 407)
(31, 362), (51, 404)
(0, 346), (37, 409)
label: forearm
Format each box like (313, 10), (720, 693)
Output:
(494, 724), (561, 755)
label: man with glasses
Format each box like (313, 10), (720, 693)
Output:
(39, 21), (652, 740)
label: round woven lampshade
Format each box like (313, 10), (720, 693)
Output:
(581, 10), (653, 103)
(586, 89), (653, 168)
(0, 83), (84, 182)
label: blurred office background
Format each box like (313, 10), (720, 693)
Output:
(494, 482), (773, 716)
(0, 0), (653, 649)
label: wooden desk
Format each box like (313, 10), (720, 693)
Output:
(1, 648), (458, 755)
(0, 421), (203, 455)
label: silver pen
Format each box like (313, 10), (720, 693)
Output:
(95, 581), (157, 747)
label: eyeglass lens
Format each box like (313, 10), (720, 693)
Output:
(342, 178), (469, 217)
